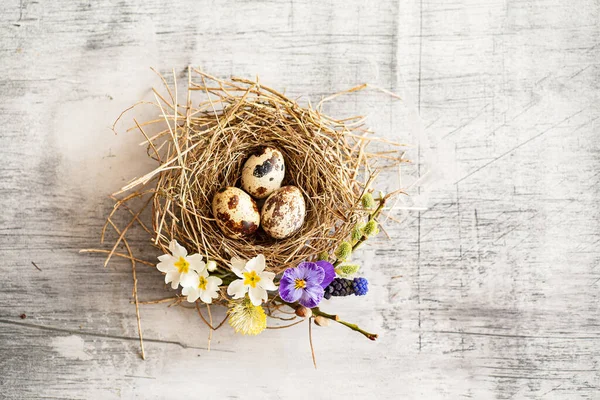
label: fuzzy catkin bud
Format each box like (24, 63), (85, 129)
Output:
(314, 316), (330, 327)
(361, 193), (375, 209)
(295, 306), (312, 318)
(335, 263), (361, 278)
(351, 223), (365, 242)
(317, 251), (329, 261)
(363, 220), (379, 237)
(335, 241), (352, 260)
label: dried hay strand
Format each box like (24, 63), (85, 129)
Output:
(109, 68), (406, 277)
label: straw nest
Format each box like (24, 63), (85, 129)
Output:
(111, 68), (404, 275)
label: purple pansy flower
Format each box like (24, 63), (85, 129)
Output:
(279, 261), (336, 308)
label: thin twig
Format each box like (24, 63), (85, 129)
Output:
(131, 247), (146, 359)
(103, 196), (152, 268)
(206, 304), (213, 351)
(80, 249), (155, 267)
(266, 319), (304, 329)
(308, 318), (317, 369)
(132, 296), (180, 305)
(106, 220), (146, 359)
(311, 307), (377, 341)
(195, 301), (228, 331)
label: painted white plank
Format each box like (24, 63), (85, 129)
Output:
(0, 0), (598, 399)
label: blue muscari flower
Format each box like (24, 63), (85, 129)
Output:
(324, 277), (369, 299)
(353, 277), (368, 296)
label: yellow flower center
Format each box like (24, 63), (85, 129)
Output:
(243, 271), (261, 288)
(294, 279), (306, 289)
(198, 275), (208, 291)
(174, 257), (190, 274)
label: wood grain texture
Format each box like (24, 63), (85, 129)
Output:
(1, 0), (599, 399)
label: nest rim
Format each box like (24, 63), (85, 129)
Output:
(149, 88), (371, 274)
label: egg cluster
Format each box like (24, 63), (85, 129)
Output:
(211, 147), (306, 240)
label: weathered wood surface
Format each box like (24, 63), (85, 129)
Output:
(1, 0), (599, 399)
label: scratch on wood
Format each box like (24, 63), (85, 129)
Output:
(0, 318), (233, 352)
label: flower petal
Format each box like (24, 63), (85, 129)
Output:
(246, 254), (266, 274)
(279, 271), (302, 303)
(282, 265), (304, 281)
(299, 284), (324, 308)
(207, 276), (223, 291)
(157, 259), (176, 273)
(158, 254), (174, 263)
(230, 257), (247, 278)
(295, 262), (312, 276)
(179, 272), (199, 288)
(280, 286), (303, 303)
(227, 279), (247, 299)
(199, 291), (213, 304)
(169, 240), (188, 258)
(182, 287), (199, 303)
(165, 271), (180, 289)
(248, 286), (267, 306)
(258, 271), (277, 291)
(187, 254), (206, 273)
(315, 260), (336, 287)
(302, 263), (325, 287)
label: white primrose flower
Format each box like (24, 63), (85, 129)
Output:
(182, 270), (223, 304)
(226, 254), (277, 306)
(157, 240), (206, 289)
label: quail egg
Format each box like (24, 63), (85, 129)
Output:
(261, 186), (306, 239)
(212, 187), (260, 238)
(241, 147), (285, 199)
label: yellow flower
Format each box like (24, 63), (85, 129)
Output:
(228, 297), (267, 336)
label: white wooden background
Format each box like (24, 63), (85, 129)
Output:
(1, 0), (599, 399)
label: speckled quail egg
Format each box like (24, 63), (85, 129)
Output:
(261, 186), (306, 239)
(212, 187), (260, 239)
(241, 147), (285, 199)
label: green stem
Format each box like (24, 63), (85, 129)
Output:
(311, 307), (338, 321)
(333, 196), (387, 267)
(312, 306), (378, 341)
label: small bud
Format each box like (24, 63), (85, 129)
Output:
(361, 193), (375, 209)
(351, 222), (365, 242)
(363, 220), (379, 237)
(335, 263), (361, 278)
(335, 241), (352, 260)
(314, 316), (330, 327)
(295, 305), (312, 318)
(206, 260), (218, 272)
(317, 251), (329, 261)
